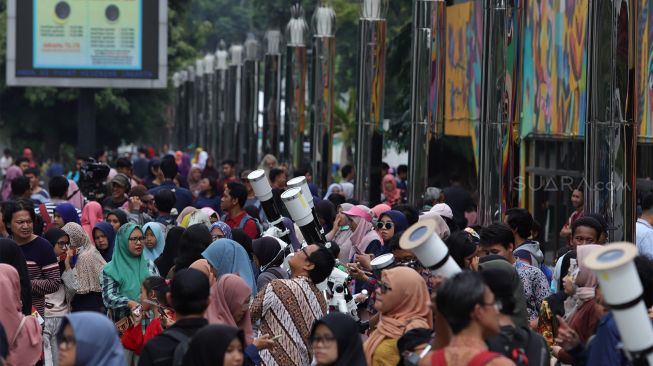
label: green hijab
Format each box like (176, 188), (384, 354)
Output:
(103, 223), (152, 301)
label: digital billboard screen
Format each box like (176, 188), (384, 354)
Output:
(6, 0), (167, 88)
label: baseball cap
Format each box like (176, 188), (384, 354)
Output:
(111, 173), (131, 190)
(342, 205), (372, 223)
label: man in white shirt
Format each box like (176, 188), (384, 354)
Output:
(636, 192), (653, 258)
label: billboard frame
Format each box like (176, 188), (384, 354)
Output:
(5, 0), (168, 89)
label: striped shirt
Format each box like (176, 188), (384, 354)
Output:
(251, 276), (327, 366)
(19, 236), (61, 316)
(100, 260), (158, 321)
(34, 201), (82, 220)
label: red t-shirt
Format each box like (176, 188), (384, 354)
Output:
(224, 211), (258, 239)
(121, 317), (163, 355)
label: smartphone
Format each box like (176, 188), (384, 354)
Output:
(271, 334), (283, 342)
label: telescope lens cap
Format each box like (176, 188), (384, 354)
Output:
(410, 226), (428, 241)
(598, 249), (625, 263)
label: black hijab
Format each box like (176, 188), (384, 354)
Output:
(175, 224), (212, 271)
(154, 226), (185, 277)
(107, 209), (128, 229)
(44, 228), (68, 274)
(0, 239), (33, 315)
(231, 229), (253, 261)
(310, 313), (366, 366)
(182, 325), (245, 366)
(316, 200), (337, 232)
(252, 236), (283, 268)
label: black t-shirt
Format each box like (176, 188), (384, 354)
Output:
(138, 318), (208, 366)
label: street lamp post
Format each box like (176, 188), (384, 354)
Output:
(244, 35), (260, 169)
(215, 41), (229, 160)
(263, 30), (283, 159)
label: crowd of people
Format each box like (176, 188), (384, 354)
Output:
(0, 146), (651, 366)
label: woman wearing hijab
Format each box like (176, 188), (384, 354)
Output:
(0, 239), (32, 315)
(186, 210), (212, 229)
(371, 204), (392, 222)
(0, 264), (42, 366)
(43, 228), (72, 366)
(323, 183), (343, 200)
(363, 267), (432, 366)
(210, 221), (233, 241)
(342, 205), (383, 260)
(326, 203), (355, 264)
(206, 274), (254, 343)
(381, 174), (402, 207)
(232, 229), (254, 261)
(62, 223), (106, 312)
(175, 224), (213, 272)
(311, 313), (366, 366)
(80, 202), (103, 239)
(65, 180), (85, 211)
(252, 237), (289, 290)
(142, 222), (165, 262)
(56, 312), (125, 366)
(92, 222), (116, 263)
(176, 206), (197, 227)
(101, 223), (158, 322)
(54, 203), (81, 228)
(154, 226), (185, 277)
(182, 325), (245, 366)
(316, 200), (337, 233)
(553, 245), (603, 363)
(1, 166), (22, 200)
(187, 166), (203, 197)
(202, 239), (257, 293)
(376, 210), (409, 243)
(201, 207), (220, 224)
(106, 209), (128, 233)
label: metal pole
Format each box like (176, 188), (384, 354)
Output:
(204, 54), (216, 157)
(585, 0), (636, 242)
(179, 70), (188, 150)
(355, 0), (388, 205)
(312, 1), (336, 195)
(215, 41), (229, 161)
(263, 30), (283, 159)
(478, 0), (523, 225)
(172, 72), (181, 150)
(226, 45), (244, 162)
(244, 35), (260, 169)
(186, 65), (196, 151)
(408, 0), (446, 207)
(195, 59), (205, 149)
(285, 3), (309, 171)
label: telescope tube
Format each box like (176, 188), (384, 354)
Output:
(282, 187), (326, 245)
(287, 176), (325, 237)
(247, 169), (291, 243)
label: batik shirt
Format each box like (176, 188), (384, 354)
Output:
(515, 260), (550, 320)
(251, 276), (327, 366)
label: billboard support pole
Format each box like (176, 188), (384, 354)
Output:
(77, 89), (97, 158)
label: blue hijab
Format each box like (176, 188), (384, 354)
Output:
(142, 222), (165, 261)
(93, 222), (116, 262)
(202, 239), (257, 293)
(57, 312), (125, 366)
(380, 210), (409, 234)
(210, 222), (233, 240)
(55, 203), (80, 225)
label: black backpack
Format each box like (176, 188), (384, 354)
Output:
(486, 325), (549, 366)
(162, 328), (192, 366)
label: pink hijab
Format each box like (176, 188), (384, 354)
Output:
(382, 174), (401, 206)
(576, 244), (602, 302)
(0, 264), (42, 366)
(81, 201), (104, 239)
(348, 215), (382, 259)
(205, 274), (254, 344)
(371, 204), (392, 219)
(1, 166), (22, 200)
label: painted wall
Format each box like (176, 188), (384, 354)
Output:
(443, 0), (651, 140)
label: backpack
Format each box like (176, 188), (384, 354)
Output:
(38, 203), (58, 231)
(238, 214), (262, 237)
(432, 349), (502, 366)
(487, 325), (549, 366)
(162, 328), (191, 366)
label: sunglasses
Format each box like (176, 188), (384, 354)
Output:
(376, 221), (394, 230)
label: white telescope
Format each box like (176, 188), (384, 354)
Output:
(287, 176), (325, 235)
(247, 169), (290, 243)
(585, 243), (653, 365)
(399, 219), (461, 278)
(281, 187), (326, 245)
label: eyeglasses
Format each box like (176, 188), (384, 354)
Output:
(211, 234), (225, 241)
(56, 240), (70, 248)
(379, 282), (393, 294)
(300, 247), (313, 262)
(58, 335), (76, 349)
(376, 221), (394, 230)
(128, 236), (145, 243)
(311, 335), (336, 345)
(480, 299), (502, 312)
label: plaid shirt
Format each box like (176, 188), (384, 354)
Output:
(101, 260), (158, 321)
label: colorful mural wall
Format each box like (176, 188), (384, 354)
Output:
(444, 0), (652, 140)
